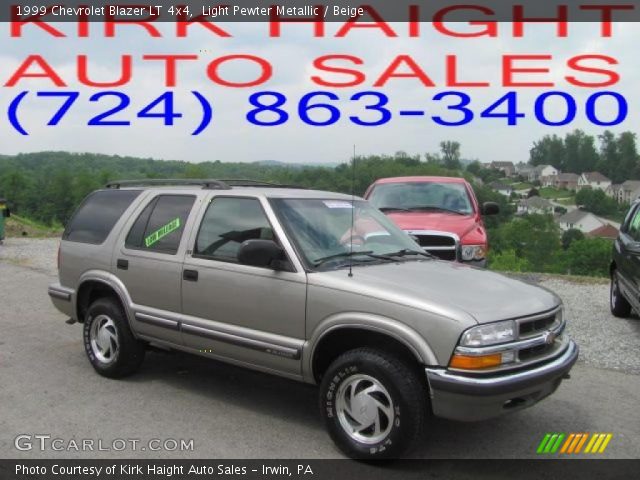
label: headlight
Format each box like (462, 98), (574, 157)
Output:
(461, 245), (486, 261)
(459, 320), (516, 347)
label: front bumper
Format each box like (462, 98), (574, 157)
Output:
(425, 340), (578, 421)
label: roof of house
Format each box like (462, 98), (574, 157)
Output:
(520, 196), (553, 209)
(489, 181), (512, 190)
(490, 161), (515, 168)
(581, 172), (611, 183)
(556, 173), (579, 182)
(622, 180), (640, 191)
(558, 209), (597, 224)
(534, 164), (556, 174)
(587, 223), (619, 240)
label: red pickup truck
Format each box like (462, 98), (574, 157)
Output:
(364, 176), (499, 267)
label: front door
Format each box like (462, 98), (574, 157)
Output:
(181, 195), (307, 377)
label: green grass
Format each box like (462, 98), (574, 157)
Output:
(511, 182), (534, 190)
(5, 214), (63, 238)
(539, 187), (574, 200)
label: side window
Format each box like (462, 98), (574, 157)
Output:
(627, 207), (640, 241)
(194, 197), (274, 262)
(125, 195), (195, 254)
(64, 190), (141, 244)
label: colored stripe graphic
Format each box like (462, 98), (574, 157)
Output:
(538, 433), (613, 454)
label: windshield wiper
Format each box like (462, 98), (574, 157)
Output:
(378, 206), (411, 212)
(382, 248), (435, 259)
(406, 205), (466, 215)
(313, 250), (398, 267)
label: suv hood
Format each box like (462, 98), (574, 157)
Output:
(386, 212), (478, 237)
(308, 260), (559, 324)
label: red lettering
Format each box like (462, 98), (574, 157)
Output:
(374, 55), (435, 87)
(206, 55), (272, 87)
(513, 5), (568, 37)
(566, 54), (619, 87)
(78, 55), (132, 87)
(105, 5), (161, 37)
(433, 6), (497, 37)
(445, 56), (490, 87)
(269, 5), (325, 37)
(502, 55), (554, 87)
(580, 5), (635, 37)
(335, 6), (397, 37)
(5, 55), (66, 87)
(10, 5), (65, 37)
(311, 55), (365, 87)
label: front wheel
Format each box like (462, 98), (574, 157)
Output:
(610, 271), (632, 318)
(319, 348), (427, 459)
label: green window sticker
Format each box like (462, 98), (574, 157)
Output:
(145, 218), (181, 248)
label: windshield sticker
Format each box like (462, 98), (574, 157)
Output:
(145, 218), (181, 247)
(323, 200), (353, 209)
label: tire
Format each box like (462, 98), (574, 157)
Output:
(319, 348), (427, 459)
(610, 271), (632, 318)
(83, 297), (145, 378)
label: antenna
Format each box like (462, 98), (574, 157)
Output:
(348, 145), (356, 278)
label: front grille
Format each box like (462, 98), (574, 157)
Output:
(518, 343), (554, 361)
(414, 234), (458, 261)
(519, 314), (556, 337)
(417, 235), (456, 247)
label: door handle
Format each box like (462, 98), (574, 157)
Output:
(117, 259), (129, 270)
(183, 269), (199, 282)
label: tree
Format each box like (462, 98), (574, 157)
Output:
(617, 132), (639, 182)
(528, 188), (540, 198)
(560, 238), (612, 277)
(490, 214), (561, 272)
(597, 130), (619, 180)
(575, 189), (618, 216)
(529, 134), (565, 170)
(561, 228), (585, 250)
(440, 141), (461, 170)
(489, 250), (532, 272)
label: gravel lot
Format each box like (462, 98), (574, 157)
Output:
(1, 237), (639, 459)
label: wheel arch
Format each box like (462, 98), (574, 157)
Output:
(304, 315), (438, 383)
(76, 271), (135, 331)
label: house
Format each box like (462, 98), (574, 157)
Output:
(587, 223), (619, 240)
(577, 172), (611, 191)
(557, 209), (606, 233)
(619, 180), (640, 205)
(607, 184), (624, 202)
(554, 173), (579, 192)
(517, 196), (554, 215)
(515, 162), (534, 179)
(530, 165), (559, 182)
(489, 161), (515, 177)
(489, 181), (513, 197)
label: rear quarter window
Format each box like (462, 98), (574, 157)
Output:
(63, 190), (141, 244)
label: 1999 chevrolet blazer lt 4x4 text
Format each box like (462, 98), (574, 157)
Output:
(48, 179), (578, 458)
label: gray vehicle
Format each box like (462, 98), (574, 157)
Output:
(49, 179), (578, 458)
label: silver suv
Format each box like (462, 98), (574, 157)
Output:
(49, 179), (578, 458)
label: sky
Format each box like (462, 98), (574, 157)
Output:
(0, 21), (638, 165)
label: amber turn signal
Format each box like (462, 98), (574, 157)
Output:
(449, 353), (503, 370)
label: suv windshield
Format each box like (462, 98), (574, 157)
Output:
(368, 182), (473, 215)
(270, 198), (423, 270)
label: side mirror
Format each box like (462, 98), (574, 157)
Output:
(482, 202), (500, 215)
(237, 239), (286, 269)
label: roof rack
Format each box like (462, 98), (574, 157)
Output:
(105, 179), (230, 190)
(104, 178), (305, 190)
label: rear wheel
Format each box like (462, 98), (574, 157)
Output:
(319, 348), (427, 459)
(610, 271), (632, 318)
(83, 298), (145, 378)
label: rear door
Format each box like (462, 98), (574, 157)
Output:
(113, 192), (199, 345)
(180, 195), (307, 377)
